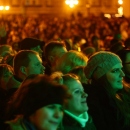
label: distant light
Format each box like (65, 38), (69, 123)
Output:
(118, 6), (123, 15)
(104, 14), (111, 18)
(0, 6), (4, 10)
(5, 6), (10, 10)
(115, 14), (122, 17)
(118, 0), (123, 5)
(65, 0), (78, 8)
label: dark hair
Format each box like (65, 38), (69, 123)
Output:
(44, 41), (66, 59)
(95, 75), (130, 126)
(6, 74), (68, 120)
(13, 50), (38, 75)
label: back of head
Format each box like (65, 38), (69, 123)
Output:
(84, 51), (122, 80)
(7, 74), (68, 118)
(44, 41), (66, 58)
(13, 50), (38, 76)
(19, 37), (44, 50)
(53, 50), (88, 74)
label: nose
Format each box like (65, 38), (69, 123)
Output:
(120, 69), (125, 77)
(82, 91), (88, 98)
(54, 109), (63, 118)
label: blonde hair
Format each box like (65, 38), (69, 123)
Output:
(53, 50), (88, 74)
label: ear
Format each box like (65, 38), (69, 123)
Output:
(48, 56), (54, 63)
(20, 66), (27, 75)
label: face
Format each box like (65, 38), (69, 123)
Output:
(0, 67), (13, 90)
(106, 63), (125, 91)
(65, 79), (88, 116)
(29, 104), (63, 130)
(31, 45), (43, 58)
(124, 52), (130, 76)
(25, 54), (45, 76)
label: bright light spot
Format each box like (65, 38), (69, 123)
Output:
(5, 6), (10, 10)
(65, 0), (78, 8)
(118, 6), (123, 15)
(118, 0), (123, 5)
(0, 6), (4, 10)
(104, 14), (111, 18)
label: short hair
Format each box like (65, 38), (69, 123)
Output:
(6, 74), (68, 119)
(53, 50), (88, 74)
(13, 50), (38, 75)
(44, 41), (66, 58)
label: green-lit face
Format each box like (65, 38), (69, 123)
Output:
(31, 45), (43, 58)
(29, 104), (63, 130)
(25, 54), (45, 76)
(65, 79), (88, 116)
(106, 63), (125, 91)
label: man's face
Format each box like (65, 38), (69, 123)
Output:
(25, 54), (45, 76)
(31, 45), (43, 58)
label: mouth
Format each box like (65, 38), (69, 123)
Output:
(81, 101), (86, 103)
(49, 121), (59, 125)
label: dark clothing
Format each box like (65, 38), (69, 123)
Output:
(84, 83), (130, 130)
(60, 112), (96, 130)
(124, 75), (130, 84)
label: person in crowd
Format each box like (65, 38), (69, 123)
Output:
(6, 50), (45, 98)
(43, 41), (67, 75)
(69, 66), (88, 84)
(18, 37), (44, 58)
(116, 49), (130, 84)
(52, 50), (88, 74)
(0, 45), (16, 64)
(84, 51), (130, 130)
(50, 72), (96, 130)
(5, 74), (68, 130)
(0, 64), (13, 129)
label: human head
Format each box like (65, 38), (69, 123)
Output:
(7, 74), (68, 130)
(117, 49), (130, 76)
(44, 41), (67, 66)
(50, 73), (88, 116)
(19, 37), (44, 58)
(0, 45), (14, 58)
(13, 50), (45, 80)
(84, 51), (125, 92)
(0, 64), (13, 90)
(53, 50), (88, 74)
(69, 66), (88, 84)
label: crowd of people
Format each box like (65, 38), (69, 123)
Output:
(0, 13), (130, 130)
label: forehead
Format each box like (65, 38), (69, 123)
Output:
(67, 79), (83, 91)
(110, 63), (123, 70)
(28, 53), (41, 62)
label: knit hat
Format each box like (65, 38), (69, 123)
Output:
(84, 51), (122, 80)
(19, 37), (44, 50)
(16, 74), (68, 117)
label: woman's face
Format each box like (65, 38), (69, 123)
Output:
(65, 79), (88, 116)
(29, 104), (63, 130)
(106, 63), (125, 91)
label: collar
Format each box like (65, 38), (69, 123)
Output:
(64, 110), (89, 127)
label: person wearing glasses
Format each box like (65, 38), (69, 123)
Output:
(50, 72), (96, 130)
